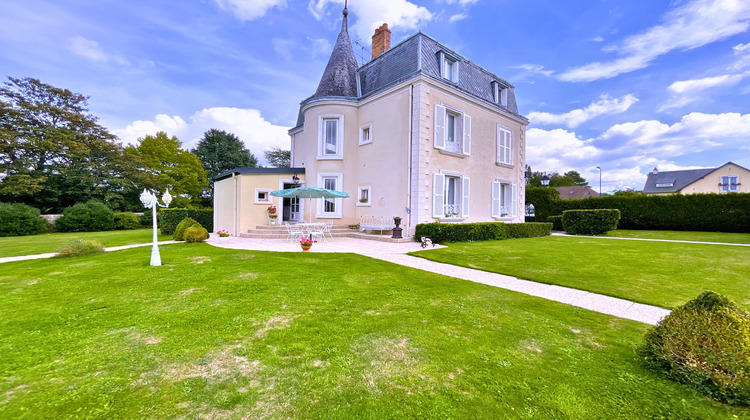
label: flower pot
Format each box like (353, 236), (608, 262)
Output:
(218, 236), (230, 243)
(268, 209), (276, 214)
(301, 244), (312, 252)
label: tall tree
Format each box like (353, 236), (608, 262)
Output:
(127, 132), (208, 207)
(191, 129), (257, 200)
(264, 147), (291, 168)
(0, 76), (145, 212)
(526, 169), (589, 188)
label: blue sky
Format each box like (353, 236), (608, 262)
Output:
(2, 0), (749, 192)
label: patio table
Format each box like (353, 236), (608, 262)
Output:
(294, 222), (326, 236)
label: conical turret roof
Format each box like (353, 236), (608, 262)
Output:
(312, 6), (358, 98)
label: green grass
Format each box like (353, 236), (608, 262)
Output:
(411, 236), (750, 310)
(0, 229), (171, 258)
(1, 244), (748, 418)
(606, 229), (750, 244)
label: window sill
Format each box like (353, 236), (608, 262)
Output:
(493, 216), (513, 221)
(438, 149), (468, 158)
(317, 155), (343, 160)
(358, 140), (372, 146)
(495, 162), (514, 169)
(356, 202), (371, 207)
(316, 214), (342, 219)
(437, 217), (466, 222)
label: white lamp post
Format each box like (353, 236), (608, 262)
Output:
(140, 188), (172, 266)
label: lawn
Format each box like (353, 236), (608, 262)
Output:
(606, 229), (750, 244)
(0, 229), (171, 258)
(410, 236), (750, 310)
(1, 244), (747, 418)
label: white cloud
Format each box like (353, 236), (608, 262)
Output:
(449, 13), (468, 23)
(667, 74), (744, 94)
(509, 64), (553, 82)
(306, 37), (332, 57)
(526, 128), (602, 171)
(528, 94), (638, 128)
(441, 0), (478, 5)
(732, 42), (750, 70)
(272, 39), (294, 60)
(67, 36), (108, 62)
(113, 107), (291, 165)
(558, 0), (750, 82)
(213, 0), (287, 21)
(308, 0), (433, 44)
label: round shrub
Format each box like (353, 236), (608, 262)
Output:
(55, 239), (105, 258)
(0, 203), (47, 237)
(173, 217), (201, 241)
(184, 225), (209, 243)
(638, 291), (750, 406)
(114, 212), (140, 230)
(56, 201), (115, 232)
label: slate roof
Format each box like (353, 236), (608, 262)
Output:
(214, 167), (305, 182)
(292, 21), (524, 131)
(553, 186), (600, 199)
(642, 168), (717, 193)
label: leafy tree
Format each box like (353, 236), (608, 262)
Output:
(191, 129), (257, 200)
(0, 76), (146, 212)
(525, 166), (589, 188)
(563, 170), (588, 186)
(264, 147), (291, 168)
(126, 132), (207, 207)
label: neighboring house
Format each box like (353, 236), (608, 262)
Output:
(553, 185), (599, 199)
(642, 162), (748, 195)
(214, 6), (529, 236)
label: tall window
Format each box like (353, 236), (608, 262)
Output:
(492, 181), (517, 219)
(721, 176), (739, 192)
(433, 173), (470, 219)
(318, 115), (343, 159)
(317, 173), (343, 217)
(434, 105), (471, 156)
(324, 119), (337, 155)
(497, 125), (512, 165)
(445, 176), (460, 217)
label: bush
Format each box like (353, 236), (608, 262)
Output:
(533, 193), (750, 233)
(114, 212), (140, 230)
(547, 215), (563, 231)
(173, 217), (201, 241)
(562, 209), (620, 235)
(638, 292), (750, 406)
(55, 239), (105, 257)
(525, 187), (560, 222)
(0, 203), (47, 237)
(184, 225), (209, 243)
(414, 222), (551, 243)
(56, 201), (115, 232)
(158, 208), (213, 235)
(140, 210), (153, 227)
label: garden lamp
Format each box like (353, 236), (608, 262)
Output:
(541, 174), (550, 186)
(140, 188), (172, 266)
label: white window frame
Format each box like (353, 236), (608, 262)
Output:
(357, 186), (371, 206)
(439, 51), (459, 83)
(254, 188), (273, 204)
(492, 81), (509, 107)
(317, 114), (344, 160)
(317, 173), (343, 218)
(721, 175), (739, 193)
(496, 125), (513, 166)
(491, 180), (517, 220)
(359, 123), (372, 145)
(433, 170), (469, 220)
(434, 104), (471, 156)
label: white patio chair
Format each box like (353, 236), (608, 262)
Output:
(285, 223), (305, 244)
(309, 223), (327, 243)
(324, 221), (334, 240)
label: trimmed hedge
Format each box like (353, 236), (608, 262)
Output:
(56, 201), (115, 232)
(184, 225), (210, 243)
(638, 292), (750, 406)
(530, 193), (750, 233)
(114, 212), (140, 230)
(562, 209), (620, 235)
(173, 217), (201, 241)
(0, 203), (48, 237)
(414, 222), (552, 243)
(158, 208), (213, 235)
(547, 215), (563, 231)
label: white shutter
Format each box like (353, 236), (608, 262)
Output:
(434, 105), (446, 150)
(461, 176), (470, 218)
(491, 182), (500, 218)
(507, 131), (513, 165)
(463, 114), (471, 155)
(432, 173), (445, 218)
(496, 129), (501, 164)
(511, 183), (518, 218)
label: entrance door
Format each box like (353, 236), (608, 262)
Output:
(282, 183), (302, 222)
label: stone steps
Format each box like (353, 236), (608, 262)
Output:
(239, 224), (410, 242)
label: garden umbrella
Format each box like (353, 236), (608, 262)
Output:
(270, 187), (350, 223)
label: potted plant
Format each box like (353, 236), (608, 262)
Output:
(267, 205), (277, 215)
(300, 236), (313, 252)
(217, 229), (230, 243)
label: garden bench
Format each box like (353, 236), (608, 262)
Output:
(359, 216), (392, 235)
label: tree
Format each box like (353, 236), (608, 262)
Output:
(525, 167), (589, 188)
(191, 129), (257, 200)
(264, 147), (291, 168)
(563, 170), (588, 186)
(0, 77), (146, 212)
(126, 132), (207, 207)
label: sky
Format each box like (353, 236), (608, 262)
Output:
(1, 0), (749, 192)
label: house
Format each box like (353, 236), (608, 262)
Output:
(642, 162), (748, 195)
(553, 185), (599, 199)
(214, 5), (529, 237)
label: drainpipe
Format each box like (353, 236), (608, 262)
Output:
(233, 172), (238, 237)
(407, 84), (414, 237)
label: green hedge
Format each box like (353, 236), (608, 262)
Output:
(562, 209), (620, 235)
(529, 193), (750, 233)
(158, 208), (213, 235)
(56, 201), (115, 232)
(114, 212), (140, 230)
(0, 203), (48, 237)
(414, 222), (552, 243)
(547, 215), (563, 231)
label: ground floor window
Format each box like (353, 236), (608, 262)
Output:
(317, 173), (343, 218)
(433, 172), (470, 219)
(357, 186), (371, 206)
(492, 181), (517, 218)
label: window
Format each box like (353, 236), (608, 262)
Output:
(359, 123), (372, 145)
(655, 182), (674, 188)
(434, 105), (471, 156)
(254, 188), (272, 204)
(317, 115), (343, 159)
(496, 125), (512, 165)
(317, 173), (343, 217)
(721, 176), (739, 192)
(433, 172), (470, 219)
(492, 81), (509, 107)
(357, 186), (371, 206)
(438, 51), (459, 83)
(492, 181), (517, 219)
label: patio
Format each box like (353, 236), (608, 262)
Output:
(208, 234), (434, 254)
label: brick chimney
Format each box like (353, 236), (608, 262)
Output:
(371, 23), (391, 59)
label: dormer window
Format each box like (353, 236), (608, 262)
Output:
(438, 51), (459, 83)
(492, 81), (508, 107)
(655, 182), (674, 188)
